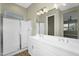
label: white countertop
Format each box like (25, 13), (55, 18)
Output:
(30, 34), (79, 55)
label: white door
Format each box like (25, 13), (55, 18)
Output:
(3, 18), (20, 55)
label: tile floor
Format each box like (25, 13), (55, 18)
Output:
(15, 50), (31, 56)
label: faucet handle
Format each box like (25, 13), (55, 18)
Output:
(66, 39), (69, 43)
(58, 38), (64, 42)
(62, 39), (64, 42)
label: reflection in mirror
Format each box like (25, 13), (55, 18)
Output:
(63, 11), (78, 39)
(36, 15), (45, 35)
(36, 4), (79, 39)
(48, 15), (54, 35)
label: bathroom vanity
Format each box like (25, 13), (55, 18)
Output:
(32, 4), (79, 56)
(28, 35), (79, 56)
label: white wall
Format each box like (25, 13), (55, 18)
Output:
(1, 3), (28, 20)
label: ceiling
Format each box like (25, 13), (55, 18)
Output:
(16, 3), (32, 8)
(16, 3), (79, 10)
(58, 3), (79, 11)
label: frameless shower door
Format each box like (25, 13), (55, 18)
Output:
(21, 20), (32, 49)
(3, 18), (20, 55)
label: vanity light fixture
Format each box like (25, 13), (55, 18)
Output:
(36, 3), (66, 15)
(36, 7), (48, 15)
(40, 10), (44, 14)
(43, 8), (48, 13)
(37, 12), (41, 15)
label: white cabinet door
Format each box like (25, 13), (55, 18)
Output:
(3, 18), (20, 55)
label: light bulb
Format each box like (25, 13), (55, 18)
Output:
(40, 10), (44, 14)
(37, 12), (41, 15)
(43, 8), (48, 13)
(54, 4), (58, 9)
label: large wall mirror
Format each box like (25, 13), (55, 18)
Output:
(36, 3), (79, 39)
(63, 10), (79, 39)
